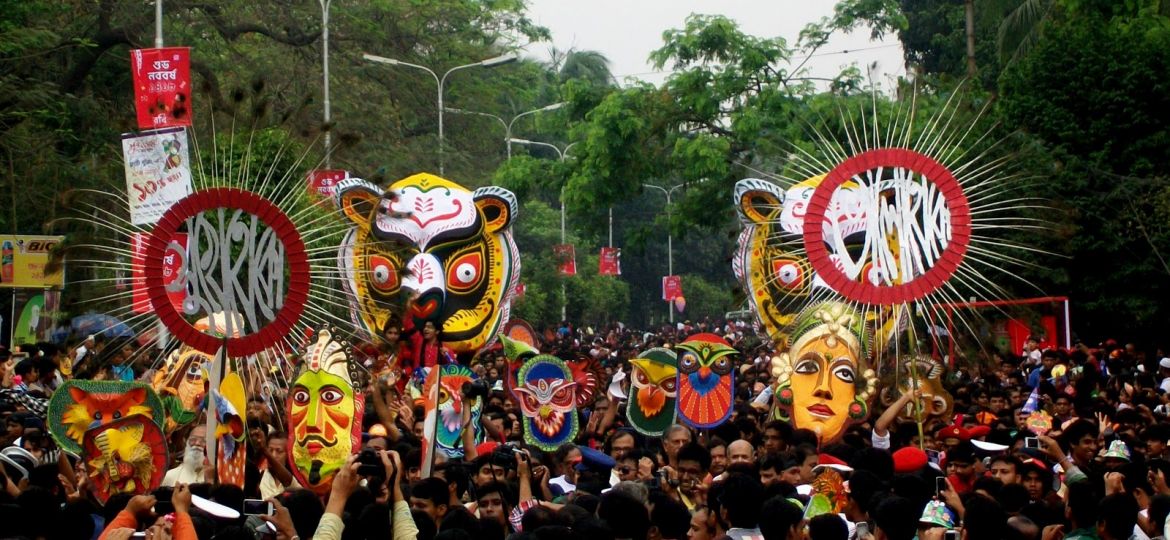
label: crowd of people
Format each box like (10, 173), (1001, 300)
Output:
(2, 319), (1170, 540)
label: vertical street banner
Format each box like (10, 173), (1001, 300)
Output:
(0, 235), (65, 289)
(122, 127), (194, 226)
(662, 275), (683, 301)
(130, 232), (188, 314)
(307, 170), (349, 201)
(598, 247), (621, 276)
(131, 47), (192, 129)
(554, 244), (577, 276)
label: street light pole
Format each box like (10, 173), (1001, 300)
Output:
(643, 181), (696, 324)
(154, 0), (164, 48)
(363, 52), (517, 174)
(319, 0), (332, 167)
(506, 102), (565, 158)
(510, 138), (578, 321)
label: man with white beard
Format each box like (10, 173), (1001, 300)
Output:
(164, 424), (210, 486)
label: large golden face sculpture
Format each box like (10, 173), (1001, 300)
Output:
(288, 329), (363, 495)
(772, 302), (876, 444)
(335, 174), (519, 354)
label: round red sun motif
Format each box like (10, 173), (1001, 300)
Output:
(801, 148), (971, 306)
(142, 188), (309, 356)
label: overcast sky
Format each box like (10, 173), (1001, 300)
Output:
(520, 0), (905, 88)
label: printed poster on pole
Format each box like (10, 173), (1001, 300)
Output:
(122, 127), (193, 226)
(554, 244), (577, 276)
(599, 247), (621, 276)
(662, 275), (683, 301)
(130, 47), (192, 130)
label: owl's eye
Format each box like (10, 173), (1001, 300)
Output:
(661, 379), (677, 392)
(635, 370), (649, 385)
(680, 354), (697, 369)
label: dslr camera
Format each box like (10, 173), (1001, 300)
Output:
(461, 379), (490, 402)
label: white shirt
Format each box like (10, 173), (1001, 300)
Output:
(549, 475), (575, 495)
(162, 465), (204, 486)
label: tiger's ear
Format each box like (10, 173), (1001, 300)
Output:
(334, 178), (384, 228)
(733, 178), (783, 225)
(69, 386), (88, 403)
(473, 186), (517, 234)
(125, 387), (147, 403)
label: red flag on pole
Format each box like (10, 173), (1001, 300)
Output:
(662, 275), (683, 301)
(307, 170), (349, 201)
(599, 247), (621, 276)
(131, 232), (188, 314)
(130, 47), (192, 130)
(554, 244), (577, 276)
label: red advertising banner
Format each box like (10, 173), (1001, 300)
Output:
(662, 275), (683, 301)
(131, 232), (188, 314)
(131, 47), (192, 130)
(553, 244), (576, 276)
(598, 247), (621, 276)
(307, 169), (348, 201)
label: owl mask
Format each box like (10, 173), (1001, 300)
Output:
(676, 333), (738, 429)
(500, 336), (584, 452)
(627, 348), (678, 437)
(288, 328), (364, 495)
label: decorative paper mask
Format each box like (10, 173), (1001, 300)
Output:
(502, 319), (539, 349)
(733, 177), (900, 350)
(82, 415), (168, 504)
(772, 302), (876, 444)
(213, 371), (247, 487)
(514, 356), (579, 451)
(804, 468), (849, 519)
(733, 178), (815, 346)
(421, 364), (484, 461)
(627, 347), (678, 437)
(334, 174), (520, 354)
(675, 333), (738, 429)
(288, 329), (364, 495)
(879, 355), (953, 425)
(48, 380), (166, 453)
(499, 336), (588, 452)
(334, 179), (407, 344)
(151, 345), (212, 422)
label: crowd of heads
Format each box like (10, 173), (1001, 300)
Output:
(2, 323), (1170, 540)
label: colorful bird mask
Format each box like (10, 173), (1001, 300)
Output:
(627, 347), (678, 437)
(675, 333), (738, 429)
(500, 336), (590, 452)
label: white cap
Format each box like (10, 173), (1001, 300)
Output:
(971, 439), (1009, 452)
(1159, 357), (1170, 369)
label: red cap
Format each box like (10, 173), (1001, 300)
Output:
(892, 447), (929, 474)
(475, 442), (500, 457)
(814, 453), (854, 473)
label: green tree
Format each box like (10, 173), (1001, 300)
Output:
(997, 2), (1170, 340)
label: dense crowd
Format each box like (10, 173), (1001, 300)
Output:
(2, 319), (1169, 540)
